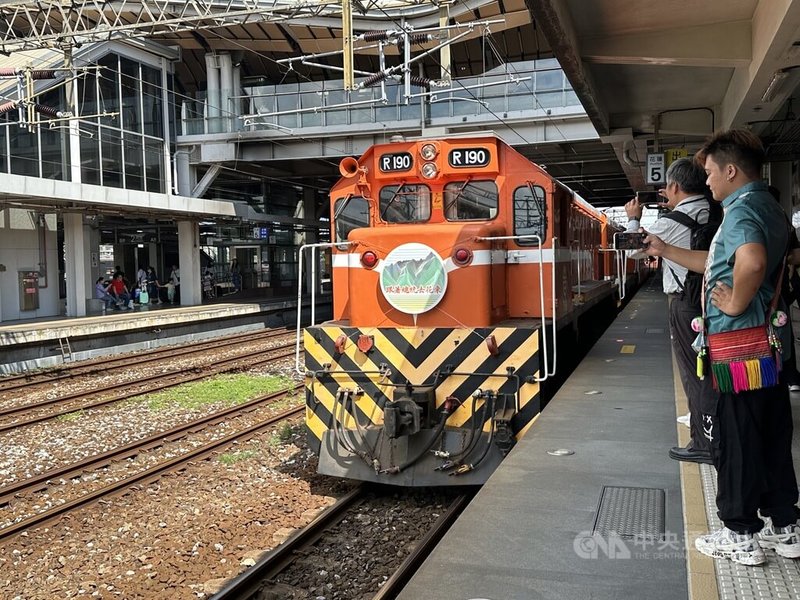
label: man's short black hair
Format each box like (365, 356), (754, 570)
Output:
(695, 129), (764, 179)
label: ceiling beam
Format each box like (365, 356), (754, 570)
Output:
(580, 21), (751, 68)
(524, 0), (610, 135)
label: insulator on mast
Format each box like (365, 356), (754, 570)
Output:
(34, 104), (69, 118)
(0, 100), (17, 115)
(0, 68), (57, 79)
(408, 33), (433, 45)
(361, 30), (391, 42)
(361, 71), (389, 87)
(409, 75), (433, 88)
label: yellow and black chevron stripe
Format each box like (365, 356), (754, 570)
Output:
(304, 325), (542, 485)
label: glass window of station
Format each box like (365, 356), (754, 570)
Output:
(0, 52), (167, 193)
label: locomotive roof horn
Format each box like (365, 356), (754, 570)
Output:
(339, 156), (361, 179)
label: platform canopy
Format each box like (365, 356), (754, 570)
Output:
(526, 0), (800, 193)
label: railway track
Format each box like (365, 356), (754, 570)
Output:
(0, 384), (303, 505)
(212, 487), (474, 600)
(0, 328), (291, 394)
(0, 396), (305, 543)
(0, 342), (298, 432)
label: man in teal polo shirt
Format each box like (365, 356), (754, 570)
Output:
(644, 129), (800, 566)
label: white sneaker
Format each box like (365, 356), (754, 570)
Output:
(789, 384), (800, 393)
(676, 412), (690, 427)
(759, 518), (800, 558)
(695, 527), (766, 565)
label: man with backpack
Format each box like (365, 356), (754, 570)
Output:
(625, 157), (720, 464)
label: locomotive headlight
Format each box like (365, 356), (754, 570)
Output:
(420, 162), (439, 179)
(420, 143), (438, 160)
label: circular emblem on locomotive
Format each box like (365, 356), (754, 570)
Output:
(379, 243), (447, 315)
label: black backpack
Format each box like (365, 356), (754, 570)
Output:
(660, 201), (723, 308)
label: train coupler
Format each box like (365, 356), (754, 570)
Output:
(493, 397), (516, 456)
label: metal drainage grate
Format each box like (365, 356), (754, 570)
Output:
(592, 486), (665, 539)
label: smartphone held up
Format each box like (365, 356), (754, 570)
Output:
(614, 231), (649, 250)
(635, 190), (663, 209)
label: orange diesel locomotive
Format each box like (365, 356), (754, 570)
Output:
(301, 135), (647, 486)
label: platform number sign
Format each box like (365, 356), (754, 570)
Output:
(448, 147), (491, 168)
(646, 153), (665, 185)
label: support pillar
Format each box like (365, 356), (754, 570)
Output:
(205, 53), (220, 134)
(301, 188), (319, 294)
(64, 213), (88, 317)
(178, 220), (201, 306)
(219, 53), (233, 133)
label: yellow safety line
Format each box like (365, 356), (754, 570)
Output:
(672, 352), (719, 600)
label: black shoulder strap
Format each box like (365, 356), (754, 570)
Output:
(661, 210), (698, 229)
(668, 266), (685, 291)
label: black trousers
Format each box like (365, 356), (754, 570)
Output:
(668, 294), (713, 452)
(706, 376), (798, 533)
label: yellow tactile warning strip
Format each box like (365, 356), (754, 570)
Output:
(672, 352), (719, 600)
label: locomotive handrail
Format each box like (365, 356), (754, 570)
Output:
(296, 241), (355, 376)
(474, 234), (558, 381)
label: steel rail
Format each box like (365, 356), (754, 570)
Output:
(0, 384), (304, 505)
(0, 404), (305, 543)
(211, 486), (367, 600)
(372, 491), (475, 599)
(0, 346), (298, 433)
(0, 328), (290, 393)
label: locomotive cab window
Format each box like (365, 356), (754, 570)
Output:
(379, 184), (431, 223)
(513, 184), (547, 244)
(444, 180), (498, 221)
(334, 195), (370, 245)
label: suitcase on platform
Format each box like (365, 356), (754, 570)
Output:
(139, 290), (149, 304)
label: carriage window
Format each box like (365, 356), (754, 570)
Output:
(444, 180), (498, 221)
(379, 184), (431, 223)
(514, 184), (547, 244)
(334, 195), (369, 244)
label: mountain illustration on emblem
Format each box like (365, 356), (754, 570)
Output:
(382, 251), (445, 289)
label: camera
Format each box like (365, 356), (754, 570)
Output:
(614, 231), (648, 250)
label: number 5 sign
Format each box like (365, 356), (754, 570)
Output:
(646, 153), (665, 185)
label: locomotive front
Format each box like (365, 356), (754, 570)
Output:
(303, 137), (556, 486)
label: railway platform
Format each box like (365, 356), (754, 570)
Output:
(0, 294), (331, 374)
(398, 279), (800, 600)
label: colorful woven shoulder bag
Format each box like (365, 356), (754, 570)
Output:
(702, 259), (785, 394)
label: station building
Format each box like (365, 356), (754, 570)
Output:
(2, 0), (800, 328)
(0, 1), (611, 324)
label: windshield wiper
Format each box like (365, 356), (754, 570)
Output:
(444, 177), (472, 216)
(333, 193), (353, 220)
(380, 182), (407, 221)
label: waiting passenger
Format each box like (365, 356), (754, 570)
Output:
(645, 129), (800, 566)
(94, 277), (117, 311)
(625, 158), (716, 465)
(108, 273), (131, 310)
(169, 265), (180, 304)
(146, 266), (161, 304)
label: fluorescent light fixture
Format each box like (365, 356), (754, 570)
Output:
(762, 70), (790, 103)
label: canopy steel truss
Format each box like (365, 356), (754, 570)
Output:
(0, 0), (440, 53)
